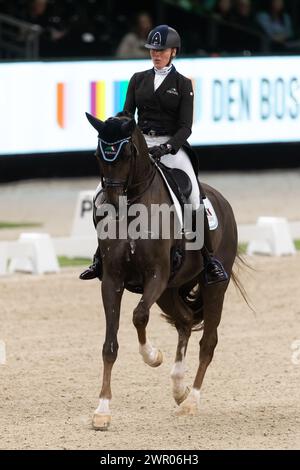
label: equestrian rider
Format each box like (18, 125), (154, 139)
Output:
(80, 24), (228, 285)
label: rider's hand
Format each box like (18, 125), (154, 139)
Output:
(149, 144), (172, 161)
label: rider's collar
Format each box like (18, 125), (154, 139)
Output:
(97, 136), (131, 163)
(153, 64), (173, 76)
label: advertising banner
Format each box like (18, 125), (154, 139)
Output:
(0, 56), (300, 155)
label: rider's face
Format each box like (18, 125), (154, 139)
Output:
(150, 48), (176, 69)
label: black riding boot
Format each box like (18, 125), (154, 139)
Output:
(200, 209), (228, 286)
(79, 246), (102, 280)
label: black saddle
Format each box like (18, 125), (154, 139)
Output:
(158, 163), (192, 210)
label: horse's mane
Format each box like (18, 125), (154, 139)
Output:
(115, 110), (133, 120)
(115, 111), (149, 156)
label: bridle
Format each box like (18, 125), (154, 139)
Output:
(97, 138), (157, 205)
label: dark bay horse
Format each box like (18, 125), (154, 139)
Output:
(86, 112), (239, 430)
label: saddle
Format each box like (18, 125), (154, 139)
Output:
(157, 162), (206, 210)
(157, 163), (192, 210)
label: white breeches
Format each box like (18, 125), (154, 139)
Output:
(144, 135), (201, 210)
(94, 135), (201, 210)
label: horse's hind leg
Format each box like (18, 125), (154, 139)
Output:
(171, 323), (192, 405)
(157, 290), (193, 405)
(133, 270), (169, 367)
(92, 275), (124, 430)
(176, 289), (225, 416)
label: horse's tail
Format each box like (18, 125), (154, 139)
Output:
(231, 252), (255, 313)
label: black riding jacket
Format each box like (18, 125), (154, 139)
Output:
(123, 65), (194, 154)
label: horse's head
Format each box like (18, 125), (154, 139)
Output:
(86, 112), (137, 205)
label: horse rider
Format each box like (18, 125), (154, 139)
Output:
(80, 24), (228, 285)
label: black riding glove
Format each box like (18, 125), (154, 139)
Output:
(149, 144), (172, 161)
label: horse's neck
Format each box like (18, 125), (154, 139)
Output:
(132, 129), (153, 182)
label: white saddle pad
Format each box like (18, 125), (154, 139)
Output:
(156, 166), (183, 228)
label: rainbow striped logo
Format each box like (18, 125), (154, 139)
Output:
(56, 78), (201, 129)
(56, 82), (66, 129)
(56, 80), (129, 129)
(113, 80), (129, 117)
(89, 80), (129, 120)
(90, 81), (106, 121)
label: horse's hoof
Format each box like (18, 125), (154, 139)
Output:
(92, 413), (111, 431)
(149, 349), (163, 367)
(174, 386), (191, 405)
(175, 391), (200, 416)
(175, 400), (198, 416)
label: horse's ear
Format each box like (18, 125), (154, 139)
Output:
(121, 118), (136, 136)
(85, 112), (104, 133)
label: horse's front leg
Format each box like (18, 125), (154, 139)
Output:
(92, 275), (124, 431)
(133, 269), (169, 368)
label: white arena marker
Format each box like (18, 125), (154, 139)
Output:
(247, 217), (296, 257)
(71, 191), (95, 238)
(8, 233), (60, 275)
(0, 340), (6, 365)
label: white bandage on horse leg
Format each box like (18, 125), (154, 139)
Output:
(171, 346), (186, 400)
(139, 341), (158, 365)
(95, 398), (110, 415)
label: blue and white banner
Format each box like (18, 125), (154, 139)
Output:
(0, 56), (300, 155)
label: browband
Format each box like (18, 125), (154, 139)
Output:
(98, 136), (131, 163)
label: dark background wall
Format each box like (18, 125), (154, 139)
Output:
(1, 143), (299, 182)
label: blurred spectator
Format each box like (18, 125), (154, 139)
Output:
(213, 0), (234, 21)
(19, 0), (49, 25)
(202, 0), (217, 11)
(233, 0), (256, 29)
(21, 0), (65, 37)
(231, 0), (261, 52)
(116, 12), (153, 58)
(18, 0), (68, 56)
(256, 0), (294, 50)
(211, 0), (235, 52)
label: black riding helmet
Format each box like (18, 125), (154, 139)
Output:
(145, 24), (181, 54)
